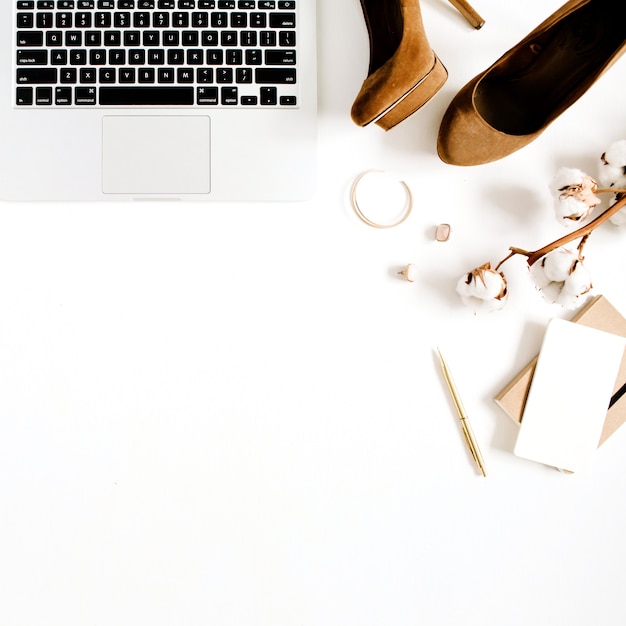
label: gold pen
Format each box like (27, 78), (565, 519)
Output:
(436, 348), (487, 477)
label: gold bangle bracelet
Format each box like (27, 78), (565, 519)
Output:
(350, 170), (413, 229)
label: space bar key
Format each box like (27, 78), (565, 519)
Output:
(99, 87), (194, 106)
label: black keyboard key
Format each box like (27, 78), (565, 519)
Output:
(16, 67), (57, 83)
(75, 12), (92, 28)
(265, 49), (295, 65)
(99, 86), (194, 105)
(177, 67), (194, 82)
(269, 12), (294, 27)
(55, 12), (73, 28)
(138, 68), (155, 82)
(95, 12), (112, 27)
(69, 50), (87, 65)
(66, 31), (83, 46)
(245, 49), (262, 65)
(279, 31), (295, 46)
(119, 68), (136, 82)
(16, 87), (33, 105)
(36, 12), (53, 28)
(17, 49), (48, 65)
(75, 86), (97, 104)
(254, 67), (296, 83)
(158, 68), (175, 82)
(197, 86), (218, 104)
(99, 67), (116, 82)
(86, 31), (102, 46)
(51, 50), (68, 64)
(35, 86), (52, 105)
(191, 12), (208, 27)
(46, 31), (63, 46)
(17, 31), (44, 46)
(260, 86), (276, 105)
(60, 68), (77, 83)
(196, 67), (213, 82)
(221, 86), (237, 104)
(80, 68), (97, 83)
(250, 12), (266, 28)
(230, 12), (247, 27)
(235, 67), (252, 83)
(153, 12), (170, 27)
(133, 12), (151, 27)
(17, 13), (34, 28)
(55, 86), (72, 105)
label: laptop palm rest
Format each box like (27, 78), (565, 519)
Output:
(102, 115), (211, 195)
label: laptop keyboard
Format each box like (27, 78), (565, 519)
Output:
(14, 0), (299, 107)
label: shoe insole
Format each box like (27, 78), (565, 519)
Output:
(475, 0), (626, 135)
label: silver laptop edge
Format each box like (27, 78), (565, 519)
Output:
(0, 1), (317, 202)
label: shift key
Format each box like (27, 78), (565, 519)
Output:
(255, 68), (296, 84)
(17, 68), (57, 84)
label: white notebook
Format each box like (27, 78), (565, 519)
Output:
(514, 318), (626, 473)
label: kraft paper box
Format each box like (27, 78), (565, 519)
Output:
(494, 295), (626, 447)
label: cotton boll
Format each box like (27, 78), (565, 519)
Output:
(557, 263), (593, 308)
(599, 139), (626, 189)
(553, 195), (594, 223)
(456, 263), (508, 313)
(529, 249), (591, 308)
(564, 261), (592, 294)
(529, 260), (550, 289)
(539, 248), (577, 282)
(603, 140), (626, 166)
(549, 167), (600, 224)
(550, 167), (589, 192)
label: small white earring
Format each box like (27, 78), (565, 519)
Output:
(398, 263), (418, 282)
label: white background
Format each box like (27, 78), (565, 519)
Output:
(3, 1), (626, 624)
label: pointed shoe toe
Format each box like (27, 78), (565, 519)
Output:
(438, 0), (626, 166)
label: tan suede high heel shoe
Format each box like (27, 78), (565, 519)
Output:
(437, 0), (626, 166)
(351, 0), (484, 131)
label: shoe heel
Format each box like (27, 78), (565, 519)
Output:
(375, 55), (448, 130)
(447, 0), (485, 29)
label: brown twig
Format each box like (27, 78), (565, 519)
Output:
(494, 193), (626, 270)
(525, 193), (626, 266)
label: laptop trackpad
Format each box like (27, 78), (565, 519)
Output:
(102, 116), (210, 195)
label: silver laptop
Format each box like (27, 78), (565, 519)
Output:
(1, 0), (317, 201)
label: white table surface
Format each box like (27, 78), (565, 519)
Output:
(3, 1), (626, 624)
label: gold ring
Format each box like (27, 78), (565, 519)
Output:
(350, 170), (413, 229)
